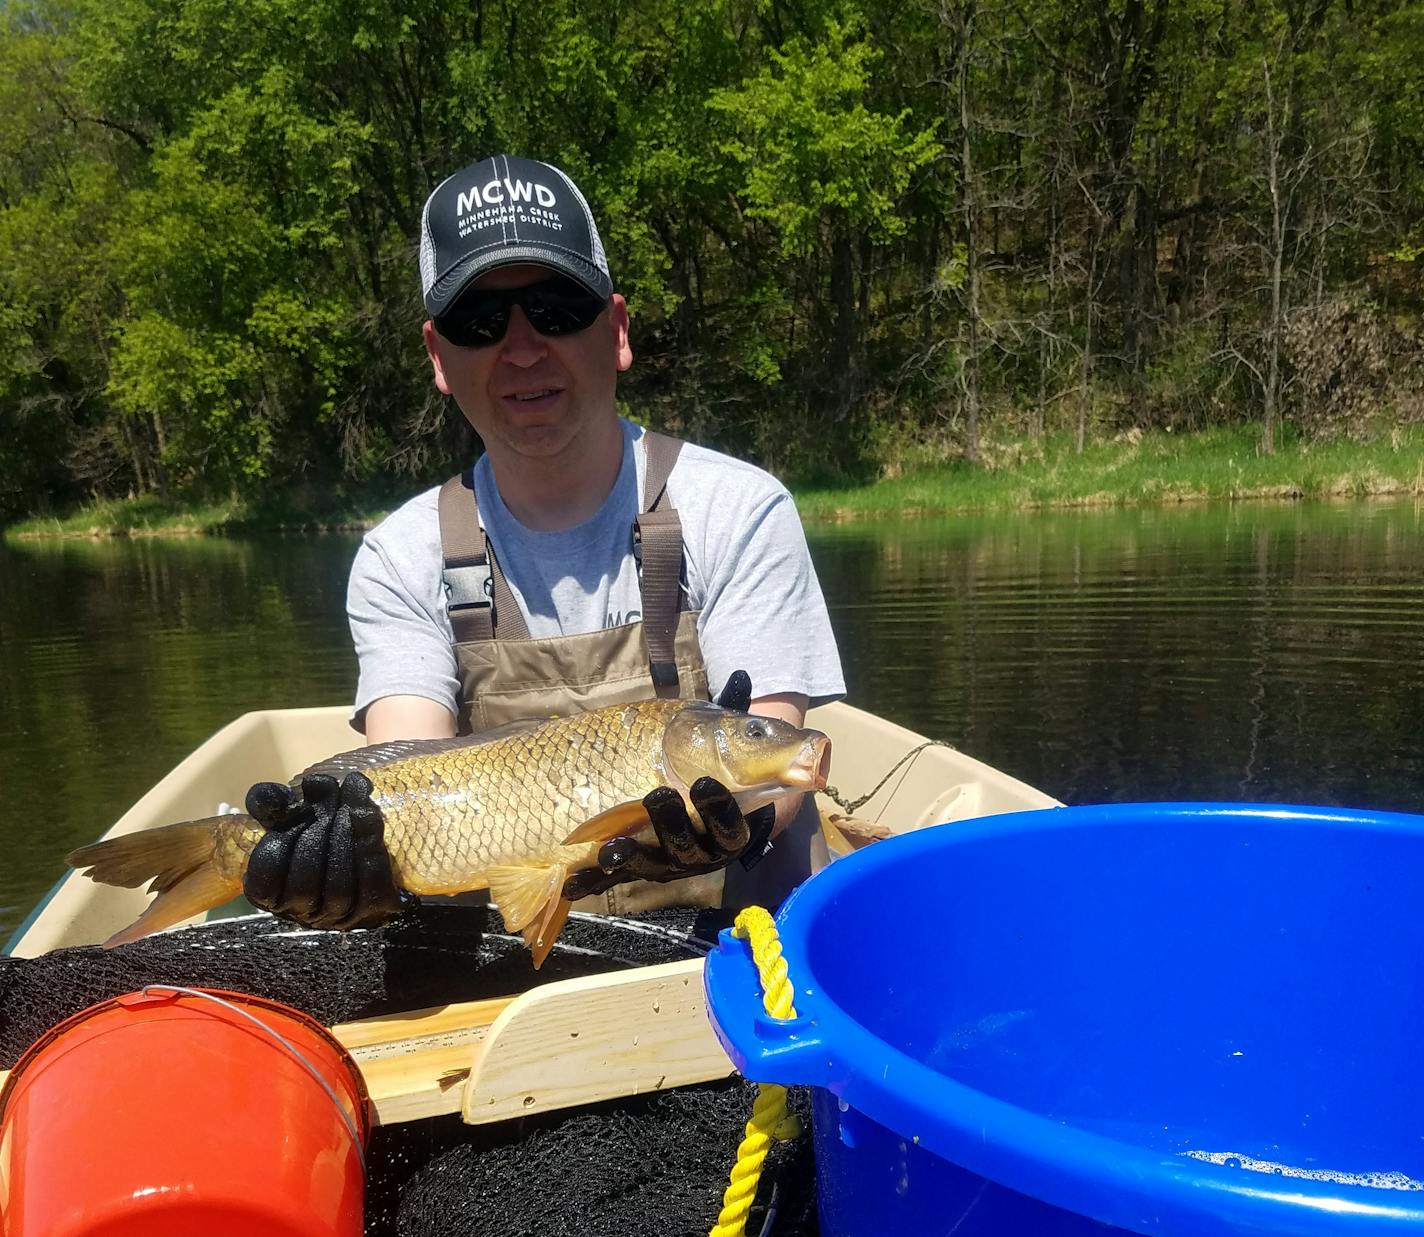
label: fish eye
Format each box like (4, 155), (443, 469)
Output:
(744, 719), (767, 741)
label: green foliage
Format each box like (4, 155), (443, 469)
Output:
(708, 19), (939, 256)
(0, 0), (1422, 521)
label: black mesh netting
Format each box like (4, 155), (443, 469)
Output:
(0, 904), (735, 1063)
(386, 1079), (816, 1237)
(0, 905), (820, 1237)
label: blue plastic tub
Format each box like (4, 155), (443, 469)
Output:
(704, 803), (1424, 1236)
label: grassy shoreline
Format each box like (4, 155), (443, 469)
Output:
(793, 424), (1424, 522)
(4, 497), (375, 540)
(6, 424), (1424, 541)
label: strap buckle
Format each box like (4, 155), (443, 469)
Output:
(442, 563), (493, 610)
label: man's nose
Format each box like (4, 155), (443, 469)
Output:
(498, 306), (546, 366)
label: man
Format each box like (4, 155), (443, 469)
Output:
(242, 153), (844, 928)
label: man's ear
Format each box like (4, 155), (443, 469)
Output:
(423, 320), (454, 395)
(610, 294), (633, 373)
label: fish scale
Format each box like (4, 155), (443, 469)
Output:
(359, 701), (679, 894)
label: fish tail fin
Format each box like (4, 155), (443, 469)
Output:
(487, 862), (575, 970)
(103, 865), (243, 947)
(68, 819), (244, 947)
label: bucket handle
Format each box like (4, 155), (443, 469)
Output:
(702, 930), (836, 1089)
(140, 986), (366, 1167)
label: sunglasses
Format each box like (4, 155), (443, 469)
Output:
(434, 275), (608, 348)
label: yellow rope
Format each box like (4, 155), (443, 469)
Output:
(708, 906), (803, 1237)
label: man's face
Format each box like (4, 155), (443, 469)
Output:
(423, 264), (633, 461)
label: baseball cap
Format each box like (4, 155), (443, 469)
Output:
(418, 153), (613, 318)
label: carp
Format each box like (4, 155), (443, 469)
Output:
(68, 698), (831, 966)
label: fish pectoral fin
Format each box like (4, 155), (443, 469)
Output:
(560, 800), (653, 846)
(819, 808), (855, 859)
(486, 863), (566, 934)
(830, 811), (895, 850)
(819, 808), (894, 858)
(524, 896), (574, 971)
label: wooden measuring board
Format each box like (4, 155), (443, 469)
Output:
(461, 956), (734, 1124)
(0, 958), (732, 1127)
(332, 993), (511, 1125)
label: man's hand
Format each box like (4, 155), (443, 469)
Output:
(243, 771), (409, 930)
(561, 671), (776, 900)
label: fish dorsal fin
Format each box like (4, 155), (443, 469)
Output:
(296, 718), (551, 784)
(561, 800), (654, 846)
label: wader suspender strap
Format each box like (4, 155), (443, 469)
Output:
(437, 470), (529, 642)
(635, 432), (685, 697)
(437, 434), (686, 681)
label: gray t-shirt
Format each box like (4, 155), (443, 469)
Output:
(348, 419), (845, 730)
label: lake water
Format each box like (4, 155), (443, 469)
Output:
(3, 499), (1423, 941)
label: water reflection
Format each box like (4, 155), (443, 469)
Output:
(0, 535), (362, 936)
(3, 499), (1424, 939)
(810, 500), (1424, 811)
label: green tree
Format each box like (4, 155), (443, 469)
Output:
(709, 17), (939, 455)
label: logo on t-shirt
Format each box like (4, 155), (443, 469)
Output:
(605, 608), (641, 629)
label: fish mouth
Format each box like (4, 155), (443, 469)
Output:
(786, 732), (831, 791)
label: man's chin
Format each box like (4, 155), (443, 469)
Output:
(499, 417), (580, 458)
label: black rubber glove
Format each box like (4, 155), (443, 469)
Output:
(561, 670), (778, 900)
(243, 771), (409, 930)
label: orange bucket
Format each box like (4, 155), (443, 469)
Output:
(0, 986), (369, 1237)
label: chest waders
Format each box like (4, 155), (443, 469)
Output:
(437, 432), (720, 914)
